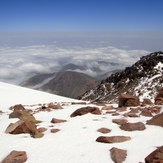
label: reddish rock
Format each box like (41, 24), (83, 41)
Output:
(37, 127), (47, 133)
(2, 150), (27, 163)
(101, 105), (114, 110)
(9, 110), (39, 124)
(70, 106), (101, 117)
(110, 147), (127, 163)
(120, 122), (146, 131)
(5, 120), (43, 138)
(9, 104), (25, 111)
(118, 94), (140, 107)
(97, 128), (111, 134)
(112, 119), (128, 125)
(116, 107), (127, 112)
(145, 146), (163, 163)
(51, 118), (67, 123)
(155, 89), (163, 105)
(51, 128), (60, 133)
(96, 136), (131, 143)
(151, 106), (161, 114)
(146, 112), (163, 127)
(124, 112), (139, 117)
(48, 103), (63, 109)
(142, 98), (153, 106)
(140, 108), (153, 117)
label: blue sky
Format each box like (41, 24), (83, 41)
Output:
(0, 0), (163, 32)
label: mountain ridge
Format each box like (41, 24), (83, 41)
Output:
(79, 51), (163, 102)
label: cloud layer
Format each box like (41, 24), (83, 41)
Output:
(0, 42), (150, 84)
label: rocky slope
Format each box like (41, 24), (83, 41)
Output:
(22, 71), (100, 98)
(79, 51), (163, 102)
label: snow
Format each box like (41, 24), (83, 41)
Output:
(0, 82), (163, 163)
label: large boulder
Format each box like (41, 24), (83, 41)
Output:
(120, 122), (146, 131)
(145, 146), (163, 163)
(5, 120), (43, 138)
(118, 94), (140, 107)
(1, 150), (27, 163)
(155, 89), (163, 105)
(70, 106), (101, 117)
(96, 136), (131, 143)
(146, 112), (163, 127)
(110, 147), (127, 163)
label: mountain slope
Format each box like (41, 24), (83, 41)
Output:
(0, 82), (163, 163)
(22, 71), (100, 98)
(79, 51), (163, 102)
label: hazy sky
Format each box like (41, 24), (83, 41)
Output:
(0, 0), (163, 32)
(0, 0), (163, 84)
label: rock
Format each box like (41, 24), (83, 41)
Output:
(1, 150), (27, 163)
(97, 128), (111, 134)
(112, 119), (128, 125)
(37, 127), (47, 133)
(140, 108), (153, 117)
(110, 147), (127, 163)
(117, 107), (127, 112)
(51, 118), (67, 123)
(120, 122), (146, 131)
(51, 128), (60, 133)
(142, 98), (153, 106)
(146, 112), (163, 127)
(5, 120), (43, 138)
(96, 136), (131, 143)
(48, 103), (63, 109)
(9, 104), (25, 111)
(118, 94), (140, 107)
(155, 89), (163, 105)
(70, 106), (101, 117)
(145, 146), (163, 163)
(9, 110), (39, 124)
(101, 105), (114, 110)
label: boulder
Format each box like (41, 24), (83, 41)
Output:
(112, 119), (128, 125)
(145, 146), (163, 163)
(70, 106), (101, 117)
(51, 118), (67, 123)
(97, 128), (111, 134)
(110, 147), (127, 163)
(146, 112), (163, 127)
(120, 122), (146, 131)
(155, 89), (163, 105)
(142, 98), (153, 106)
(118, 94), (140, 107)
(5, 120), (43, 138)
(96, 136), (131, 143)
(9, 104), (25, 111)
(9, 110), (39, 124)
(1, 150), (27, 163)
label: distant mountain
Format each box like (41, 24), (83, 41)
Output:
(79, 51), (163, 102)
(22, 71), (100, 98)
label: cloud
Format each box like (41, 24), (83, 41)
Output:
(0, 44), (150, 84)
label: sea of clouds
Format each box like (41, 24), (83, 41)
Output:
(0, 32), (154, 84)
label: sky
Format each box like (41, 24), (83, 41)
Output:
(0, 0), (163, 32)
(0, 0), (163, 84)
